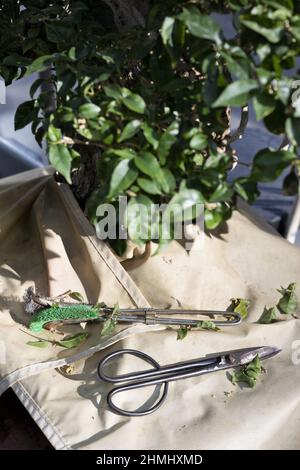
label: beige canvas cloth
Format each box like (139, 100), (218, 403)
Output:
(0, 167), (300, 450)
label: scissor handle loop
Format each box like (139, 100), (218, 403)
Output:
(97, 349), (169, 417)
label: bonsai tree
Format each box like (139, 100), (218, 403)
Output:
(1, 0), (300, 253)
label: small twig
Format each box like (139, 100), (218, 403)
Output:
(237, 160), (251, 168)
(278, 135), (290, 150)
(228, 105), (249, 144)
(56, 137), (106, 149)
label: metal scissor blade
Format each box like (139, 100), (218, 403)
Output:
(227, 346), (281, 366)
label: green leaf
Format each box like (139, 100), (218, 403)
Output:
(251, 148), (297, 182)
(277, 282), (298, 315)
(69, 292), (84, 302)
(27, 340), (49, 348)
(57, 107), (74, 123)
(111, 303), (121, 318)
(141, 123), (158, 149)
(193, 154), (204, 166)
(258, 306), (278, 324)
(100, 318), (117, 336)
(107, 148), (137, 159)
(134, 153), (173, 194)
(231, 355), (263, 388)
(266, 0), (293, 13)
(209, 183), (233, 203)
(205, 206), (225, 230)
(100, 303), (120, 336)
(178, 7), (221, 43)
(160, 168), (176, 194)
(56, 333), (90, 349)
(229, 298), (251, 320)
(160, 17), (175, 47)
(108, 159), (138, 198)
(285, 118), (300, 147)
(157, 121), (179, 164)
(253, 92), (276, 120)
(47, 124), (62, 143)
(25, 55), (55, 75)
(4, 54), (31, 67)
(177, 326), (188, 340)
(118, 119), (141, 142)
(164, 188), (204, 223)
(103, 84), (123, 100)
(240, 18), (282, 44)
(291, 22), (300, 41)
(137, 177), (162, 195)
(283, 169), (299, 196)
(76, 127), (104, 142)
(125, 194), (156, 244)
(189, 133), (207, 151)
(196, 321), (219, 331)
(134, 152), (162, 179)
(234, 178), (259, 204)
(46, 23), (74, 44)
(78, 103), (101, 119)
(213, 80), (258, 108)
(122, 93), (146, 114)
(49, 144), (72, 184)
(220, 47), (251, 80)
(15, 100), (36, 130)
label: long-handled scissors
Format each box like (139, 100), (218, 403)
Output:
(97, 346), (281, 417)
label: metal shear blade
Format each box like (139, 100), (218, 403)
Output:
(97, 346), (281, 417)
(226, 346), (282, 366)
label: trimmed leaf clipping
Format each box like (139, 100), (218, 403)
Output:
(100, 303), (120, 336)
(177, 326), (188, 340)
(258, 306), (278, 324)
(197, 320), (219, 331)
(27, 340), (49, 348)
(56, 332), (90, 349)
(229, 298), (251, 320)
(277, 283), (298, 315)
(230, 355), (263, 388)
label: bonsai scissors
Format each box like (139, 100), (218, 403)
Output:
(97, 346), (281, 417)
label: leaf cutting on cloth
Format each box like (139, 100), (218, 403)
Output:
(196, 320), (219, 331)
(27, 340), (49, 348)
(177, 326), (188, 340)
(277, 282), (298, 315)
(229, 298), (251, 320)
(258, 306), (278, 324)
(177, 320), (219, 340)
(100, 303), (120, 336)
(230, 355), (263, 388)
(56, 332), (90, 349)
(69, 291), (84, 302)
